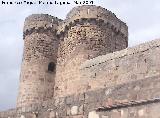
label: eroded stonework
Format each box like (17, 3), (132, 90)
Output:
(17, 14), (60, 107)
(17, 5), (128, 107)
(1, 5), (160, 118)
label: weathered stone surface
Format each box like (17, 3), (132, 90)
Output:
(80, 38), (160, 94)
(54, 5), (128, 97)
(17, 14), (60, 108)
(88, 111), (99, 118)
(71, 106), (78, 115)
(1, 4), (160, 118)
(1, 75), (160, 117)
(49, 111), (56, 118)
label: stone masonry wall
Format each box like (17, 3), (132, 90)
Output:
(55, 5), (128, 97)
(57, 5), (128, 37)
(16, 14), (61, 108)
(93, 102), (160, 118)
(1, 75), (160, 118)
(75, 38), (160, 95)
(7, 5), (160, 118)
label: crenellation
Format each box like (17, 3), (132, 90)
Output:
(2, 4), (160, 118)
(57, 5), (128, 38)
(23, 14), (61, 32)
(17, 13), (60, 108)
(55, 5), (128, 96)
(57, 18), (128, 38)
(23, 27), (57, 39)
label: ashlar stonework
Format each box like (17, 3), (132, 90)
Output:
(1, 5), (160, 118)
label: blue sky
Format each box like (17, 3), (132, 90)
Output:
(0, 0), (160, 111)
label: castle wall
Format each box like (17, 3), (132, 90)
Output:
(79, 38), (160, 93)
(1, 75), (160, 118)
(16, 14), (61, 107)
(4, 5), (160, 118)
(53, 38), (160, 97)
(93, 102), (160, 118)
(55, 5), (128, 97)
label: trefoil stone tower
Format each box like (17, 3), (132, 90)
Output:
(17, 5), (128, 108)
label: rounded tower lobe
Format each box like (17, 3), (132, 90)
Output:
(17, 14), (60, 107)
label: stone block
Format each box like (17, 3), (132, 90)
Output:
(88, 111), (99, 118)
(71, 106), (78, 115)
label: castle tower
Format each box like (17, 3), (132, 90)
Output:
(55, 5), (128, 97)
(17, 14), (60, 107)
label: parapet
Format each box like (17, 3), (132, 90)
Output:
(57, 5), (128, 38)
(23, 14), (62, 38)
(81, 38), (160, 69)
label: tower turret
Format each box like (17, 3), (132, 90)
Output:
(55, 5), (128, 97)
(17, 14), (60, 107)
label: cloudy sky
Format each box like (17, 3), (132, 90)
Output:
(0, 0), (160, 111)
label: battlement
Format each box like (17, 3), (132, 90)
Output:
(57, 5), (128, 37)
(55, 5), (128, 97)
(23, 14), (62, 38)
(17, 14), (60, 107)
(1, 4), (160, 118)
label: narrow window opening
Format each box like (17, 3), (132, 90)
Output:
(48, 62), (56, 72)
